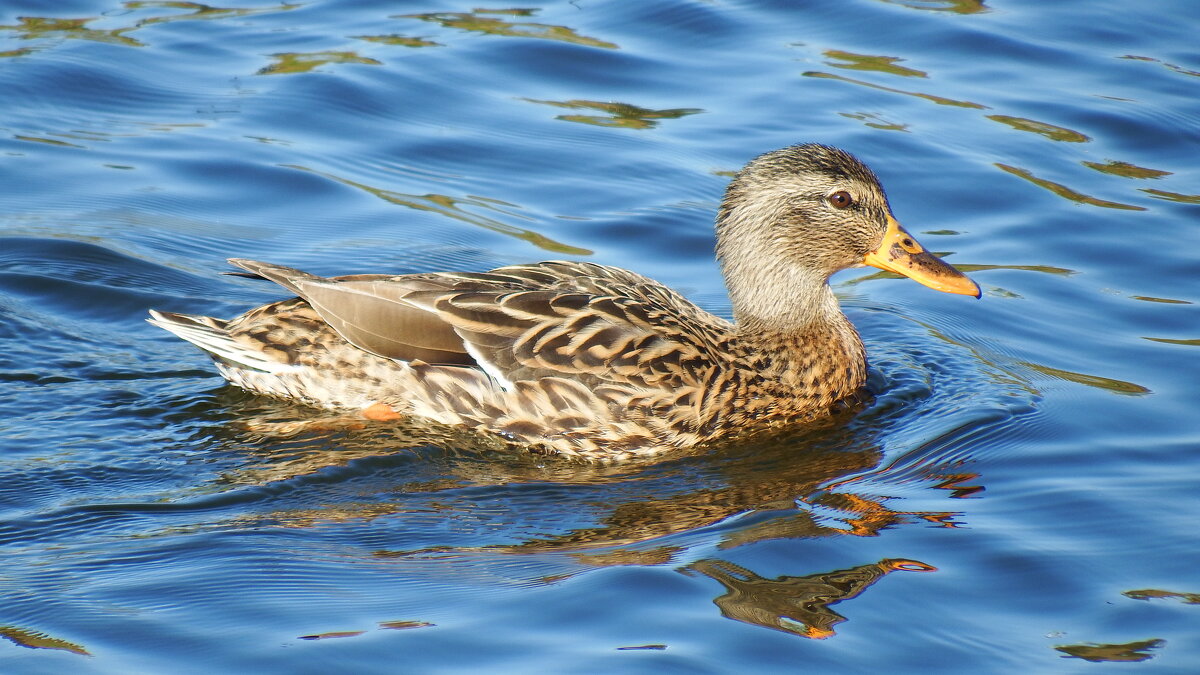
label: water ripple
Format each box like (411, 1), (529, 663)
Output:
(2, 0), (1199, 670)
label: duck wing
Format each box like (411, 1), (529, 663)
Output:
(229, 259), (736, 393)
(230, 258), (476, 366)
(431, 262), (737, 393)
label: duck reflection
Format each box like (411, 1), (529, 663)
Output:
(682, 558), (936, 639)
(192, 390), (973, 563)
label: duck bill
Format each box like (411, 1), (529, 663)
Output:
(863, 216), (981, 298)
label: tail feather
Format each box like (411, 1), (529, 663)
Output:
(147, 309), (293, 374)
(226, 259), (324, 298)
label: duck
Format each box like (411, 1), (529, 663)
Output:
(148, 144), (979, 460)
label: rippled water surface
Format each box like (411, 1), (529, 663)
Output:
(2, 0), (1199, 672)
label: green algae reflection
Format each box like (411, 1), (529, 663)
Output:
(399, 8), (617, 49)
(258, 51), (381, 75)
(523, 99), (703, 129)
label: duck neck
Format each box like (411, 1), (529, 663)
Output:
(715, 195), (866, 391)
(723, 259), (867, 392)
(735, 285), (865, 366)
(726, 264), (842, 334)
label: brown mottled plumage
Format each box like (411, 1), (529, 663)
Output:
(148, 144), (979, 459)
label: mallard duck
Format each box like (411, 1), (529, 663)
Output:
(149, 144), (978, 459)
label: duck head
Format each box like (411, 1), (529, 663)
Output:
(716, 143), (979, 330)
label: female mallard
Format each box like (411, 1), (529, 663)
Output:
(149, 144), (978, 460)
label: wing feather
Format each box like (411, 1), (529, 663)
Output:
(432, 267), (735, 392)
(226, 259), (736, 396)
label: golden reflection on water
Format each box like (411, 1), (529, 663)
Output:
(849, 260), (1071, 300)
(887, 308), (1151, 398)
(298, 630), (365, 641)
(296, 621), (440, 641)
(1082, 160), (1172, 179)
(824, 50), (927, 78)
(682, 558), (936, 639)
(380, 620), (436, 630)
(838, 111), (909, 132)
(1055, 638), (1163, 663)
(877, 0), (989, 13)
(1019, 362), (1150, 396)
(1143, 337), (1200, 347)
(799, 44), (1185, 215)
(994, 164), (1146, 211)
(616, 643), (667, 651)
(954, 263), (1074, 277)
(13, 135), (87, 149)
(1131, 296), (1192, 305)
(257, 51), (382, 75)
(1120, 55), (1200, 78)
(803, 71), (989, 109)
(522, 99), (704, 129)
(0, 16), (142, 47)
(355, 35), (442, 48)
(1123, 588), (1200, 604)
(0, 4), (299, 52)
(986, 115), (1090, 143)
(279, 164), (592, 255)
(1140, 188), (1200, 204)
(124, 1), (298, 26)
(398, 9), (618, 49)
(849, 263), (1075, 291)
(0, 625), (90, 656)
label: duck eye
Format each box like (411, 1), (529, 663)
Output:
(827, 190), (853, 209)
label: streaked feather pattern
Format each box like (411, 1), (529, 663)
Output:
(149, 144), (978, 459)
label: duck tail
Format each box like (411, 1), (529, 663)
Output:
(147, 309), (293, 374)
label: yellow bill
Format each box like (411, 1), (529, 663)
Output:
(864, 216), (980, 298)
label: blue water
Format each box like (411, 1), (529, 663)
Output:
(2, 0), (1199, 672)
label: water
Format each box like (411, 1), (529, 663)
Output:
(1, 0), (1198, 671)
